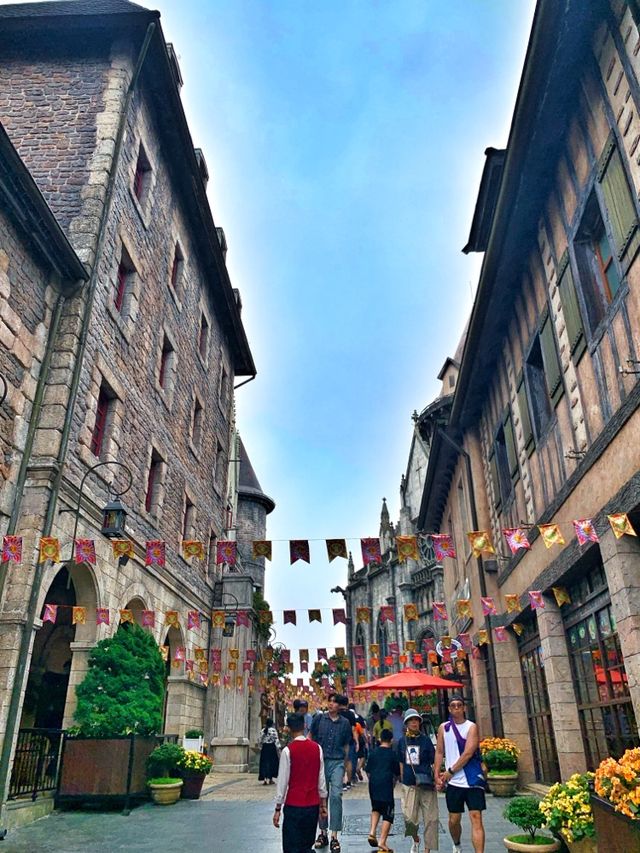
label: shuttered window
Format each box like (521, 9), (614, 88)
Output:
(516, 376), (534, 454)
(598, 136), (638, 262)
(488, 451), (501, 510)
(504, 411), (518, 478)
(539, 315), (563, 407)
(557, 258), (586, 361)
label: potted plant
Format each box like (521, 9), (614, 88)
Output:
(146, 742), (186, 805)
(176, 750), (213, 799)
(480, 737), (520, 797)
(503, 796), (560, 851)
(592, 747), (640, 850)
(539, 773), (596, 852)
(57, 624), (166, 810)
(182, 729), (204, 753)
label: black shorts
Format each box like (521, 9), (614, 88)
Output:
(370, 799), (395, 823)
(445, 784), (486, 813)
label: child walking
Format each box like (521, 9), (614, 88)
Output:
(365, 728), (397, 852)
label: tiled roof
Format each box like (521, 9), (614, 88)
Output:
(0, 0), (151, 18)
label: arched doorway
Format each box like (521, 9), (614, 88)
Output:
(162, 625), (185, 734)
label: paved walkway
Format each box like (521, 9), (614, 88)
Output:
(2, 774), (519, 851)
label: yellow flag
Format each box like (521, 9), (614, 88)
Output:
(478, 629), (490, 646)
(466, 531), (495, 558)
(39, 537), (60, 563)
(396, 535), (419, 562)
(504, 594), (521, 614)
(538, 523), (565, 548)
(608, 513), (637, 539)
(552, 587), (571, 607)
(119, 609), (134, 624)
(72, 606), (86, 625)
(456, 599), (472, 619)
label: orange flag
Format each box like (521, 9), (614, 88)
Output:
(396, 535), (419, 562)
(608, 513), (637, 539)
(504, 594), (521, 614)
(39, 537), (60, 563)
(252, 540), (272, 560)
(466, 531), (495, 558)
(538, 523), (565, 549)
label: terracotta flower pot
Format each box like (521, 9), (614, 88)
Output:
(503, 837), (560, 852)
(489, 773), (518, 797)
(180, 770), (206, 800)
(149, 780), (183, 805)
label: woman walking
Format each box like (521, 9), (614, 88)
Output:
(396, 708), (439, 853)
(259, 717), (281, 785)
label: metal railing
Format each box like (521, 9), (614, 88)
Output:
(8, 728), (64, 800)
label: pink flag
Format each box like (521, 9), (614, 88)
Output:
(388, 642), (399, 655)
(236, 611), (249, 628)
(43, 603), (57, 623)
(353, 645), (364, 658)
(317, 648), (328, 660)
(431, 534), (456, 560)
(573, 519), (599, 545)
(243, 660), (252, 672)
(141, 610), (155, 628)
(361, 537), (382, 567)
(494, 626), (508, 642)
(145, 541), (165, 566)
(332, 608), (347, 625)
(503, 528), (531, 554)
(301, 661), (309, 672)
(216, 540), (237, 565)
(380, 605), (395, 623)
(187, 611), (200, 630)
(423, 637), (436, 652)
(281, 650), (291, 663)
(74, 538), (96, 564)
(283, 610), (297, 625)
(289, 540), (310, 564)
(246, 649), (257, 662)
(458, 633), (472, 651)
(185, 660), (194, 672)
(174, 646), (185, 661)
(528, 590), (545, 610)
(481, 597), (497, 616)
(433, 602), (448, 621)
(1, 535), (22, 564)
(96, 607), (110, 625)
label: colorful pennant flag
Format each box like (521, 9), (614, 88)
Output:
(317, 648), (328, 660)
(187, 610), (201, 630)
(283, 610), (297, 625)
(477, 629), (489, 645)
(290, 540), (310, 564)
(96, 607), (110, 625)
(174, 646), (185, 661)
(182, 540), (204, 560)
(504, 594), (521, 613)
(573, 519), (599, 545)
(165, 610), (180, 628)
(552, 587), (571, 607)
(370, 643), (380, 656)
(433, 602), (448, 621)
(299, 649), (309, 663)
(72, 606), (86, 625)
(380, 605), (395, 623)
(43, 603), (57, 623)
(423, 638), (436, 652)
(503, 528), (531, 554)
(528, 590), (545, 610)
(1, 535), (22, 564)
(145, 541), (165, 566)
(211, 611), (225, 628)
(142, 610), (155, 627)
(432, 533), (456, 560)
(405, 640), (416, 652)
(493, 626), (508, 642)
(112, 539), (134, 560)
(74, 538), (96, 564)
(252, 540), (272, 560)
(236, 611), (249, 627)
(216, 540), (237, 565)
(441, 635), (452, 648)
(308, 609), (322, 623)
(356, 606), (371, 624)
(361, 537), (382, 567)
(458, 633), (472, 651)
(538, 524), (565, 549)
(608, 513), (637, 539)
(39, 537), (60, 563)
(326, 539), (348, 561)
(467, 531), (495, 558)
(396, 535), (418, 563)
(456, 599), (472, 619)
(332, 608), (347, 625)
(119, 609), (134, 624)
(481, 597), (497, 616)
(404, 603), (418, 622)
(259, 610), (273, 625)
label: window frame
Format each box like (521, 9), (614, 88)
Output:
(90, 383), (114, 458)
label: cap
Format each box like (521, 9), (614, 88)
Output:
(403, 707), (421, 724)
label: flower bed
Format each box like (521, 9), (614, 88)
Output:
(539, 772), (595, 845)
(594, 747), (640, 819)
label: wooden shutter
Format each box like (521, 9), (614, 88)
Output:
(598, 135), (638, 261)
(557, 257), (586, 361)
(504, 411), (518, 478)
(516, 376), (534, 453)
(539, 315), (563, 406)
(488, 450), (501, 509)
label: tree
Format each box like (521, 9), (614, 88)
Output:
(311, 655), (350, 689)
(74, 623), (166, 737)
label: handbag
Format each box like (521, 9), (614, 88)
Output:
(407, 737), (434, 788)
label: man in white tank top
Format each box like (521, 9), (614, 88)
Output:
(434, 695), (486, 853)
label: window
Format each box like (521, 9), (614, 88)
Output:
(597, 135), (638, 265)
(198, 313), (209, 361)
(145, 450), (164, 514)
(207, 531), (218, 574)
(90, 383), (114, 457)
(219, 364), (228, 408)
(133, 143), (151, 204)
(489, 410), (518, 510)
(523, 317), (562, 441)
(182, 496), (195, 541)
(191, 397), (203, 449)
(158, 335), (175, 392)
(114, 249), (134, 315)
(516, 374), (534, 454)
(575, 193), (623, 331)
(170, 242), (184, 294)
(214, 440), (224, 491)
(557, 255), (586, 362)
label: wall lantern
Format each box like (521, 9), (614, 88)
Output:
(101, 497), (127, 539)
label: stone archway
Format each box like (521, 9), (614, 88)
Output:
(162, 625), (185, 735)
(121, 596), (146, 627)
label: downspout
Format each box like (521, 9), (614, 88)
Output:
(0, 22), (156, 818)
(436, 428), (504, 735)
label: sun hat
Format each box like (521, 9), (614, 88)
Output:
(403, 707), (421, 724)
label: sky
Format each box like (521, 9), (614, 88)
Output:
(5, 0), (536, 666)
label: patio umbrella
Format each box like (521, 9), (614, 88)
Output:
(353, 667), (463, 694)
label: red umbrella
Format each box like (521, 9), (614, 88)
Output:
(353, 667), (463, 693)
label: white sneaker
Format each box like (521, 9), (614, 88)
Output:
(452, 844), (462, 853)
(410, 842), (420, 853)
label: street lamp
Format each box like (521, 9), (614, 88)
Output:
(101, 497), (127, 539)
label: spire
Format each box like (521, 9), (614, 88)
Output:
(347, 551), (355, 579)
(380, 497), (392, 534)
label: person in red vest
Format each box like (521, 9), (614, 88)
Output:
(273, 713), (329, 853)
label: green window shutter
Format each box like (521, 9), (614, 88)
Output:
(539, 315), (563, 406)
(504, 411), (518, 478)
(598, 137), (638, 260)
(516, 377), (534, 453)
(557, 259), (586, 361)
(488, 450), (500, 509)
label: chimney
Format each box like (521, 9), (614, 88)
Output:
(194, 148), (209, 190)
(216, 226), (228, 262)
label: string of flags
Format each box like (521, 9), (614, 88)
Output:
(0, 512), (635, 567)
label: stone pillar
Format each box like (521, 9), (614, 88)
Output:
(492, 634), (536, 783)
(600, 526), (640, 726)
(537, 600), (587, 777)
(63, 641), (94, 728)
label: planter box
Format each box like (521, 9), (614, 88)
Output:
(179, 770), (206, 799)
(182, 737), (203, 753)
(590, 793), (640, 853)
(560, 833), (598, 853)
(56, 734), (157, 813)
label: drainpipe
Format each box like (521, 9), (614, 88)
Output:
(436, 428), (504, 735)
(0, 23), (156, 820)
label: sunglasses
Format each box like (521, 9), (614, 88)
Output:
(449, 702), (464, 708)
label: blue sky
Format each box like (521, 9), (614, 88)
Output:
(149, 0), (537, 663)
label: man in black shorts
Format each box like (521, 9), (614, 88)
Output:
(434, 695), (486, 853)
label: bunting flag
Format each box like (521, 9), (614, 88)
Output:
(552, 586), (571, 607)
(433, 602), (448, 621)
(165, 611), (180, 628)
(326, 539), (348, 561)
(142, 610), (155, 628)
(259, 610), (273, 625)
(317, 648), (328, 660)
(471, 646), (482, 660)
(528, 590), (544, 610)
(283, 610), (297, 625)
(388, 642), (399, 655)
(356, 606), (371, 624)
(432, 533), (456, 560)
(245, 649), (256, 662)
(252, 540), (272, 561)
(1, 535), (22, 564)
(300, 661), (308, 672)
(396, 535), (419, 562)
(216, 540), (237, 565)
(423, 638), (436, 652)
(504, 593), (522, 613)
(441, 635), (452, 648)
(405, 640), (416, 652)
(212, 611), (225, 628)
(538, 523), (565, 549)
(290, 540), (310, 564)
(182, 540), (205, 560)
(369, 643), (379, 656)
(332, 608), (347, 625)
(308, 609), (322, 623)
(185, 660), (194, 672)
(112, 539), (134, 560)
(477, 629), (489, 645)
(263, 648), (274, 661)
(196, 648), (207, 661)
(299, 649), (309, 663)
(458, 633), (472, 651)
(145, 541), (165, 567)
(361, 538), (382, 566)
(72, 606), (86, 625)
(481, 597), (497, 616)
(380, 605), (395, 623)
(43, 603), (57, 623)
(608, 513), (637, 539)
(174, 646), (185, 662)
(467, 531), (495, 558)
(74, 538), (96, 564)
(456, 660), (467, 675)
(187, 610), (200, 630)
(413, 653), (423, 666)
(160, 646), (169, 662)
(353, 645), (364, 658)
(494, 626), (508, 643)
(39, 537), (60, 563)
(96, 607), (110, 625)
(404, 603), (418, 622)
(229, 648), (240, 660)
(119, 609), (134, 624)
(456, 599), (472, 619)
(573, 519), (599, 545)
(503, 528), (531, 554)
(236, 611), (249, 627)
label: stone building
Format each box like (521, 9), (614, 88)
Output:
(418, 0), (640, 785)
(0, 0), (271, 827)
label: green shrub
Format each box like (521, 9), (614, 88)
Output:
(147, 743), (186, 779)
(503, 796), (546, 842)
(184, 729), (203, 739)
(74, 623), (166, 737)
(148, 777), (182, 785)
(484, 748), (518, 772)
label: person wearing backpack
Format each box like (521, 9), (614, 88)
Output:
(434, 695), (486, 853)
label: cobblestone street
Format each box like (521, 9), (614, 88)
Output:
(2, 774), (517, 852)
